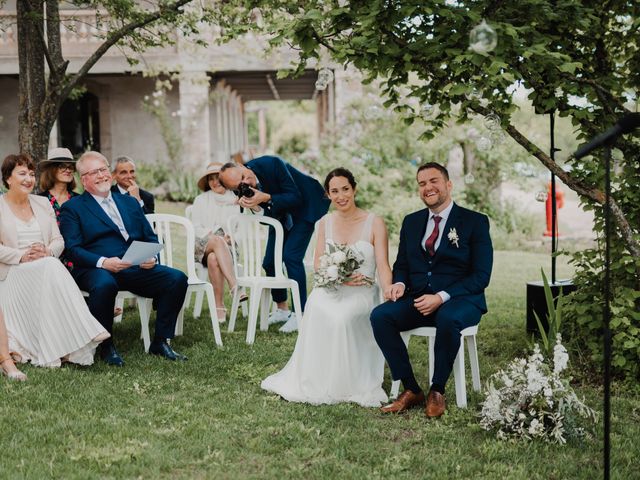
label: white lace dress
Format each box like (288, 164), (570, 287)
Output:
(261, 213), (388, 407)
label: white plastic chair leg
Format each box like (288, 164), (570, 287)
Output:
(184, 290), (193, 310)
(114, 296), (125, 323)
(228, 286), (241, 333)
(193, 290), (205, 318)
(175, 310), (185, 336)
(428, 335), (435, 387)
(259, 289), (271, 331)
(203, 284), (223, 346)
(453, 339), (467, 408)
(467, 335), (481, 391)
(246, 287), (262, 344)
(137, 298), (152, 352)
(290, 282), (304, 326)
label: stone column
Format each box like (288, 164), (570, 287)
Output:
(178, 71), (211, 170)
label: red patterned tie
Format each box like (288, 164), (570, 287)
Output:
(425, 215), (442, 256)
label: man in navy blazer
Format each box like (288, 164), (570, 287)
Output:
(371, 162), (493, 417)
(59, 151), (188, 366)
(219, 156), (330, 331)
(110, 155), (155, 214)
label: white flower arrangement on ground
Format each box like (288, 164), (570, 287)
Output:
(480, 334), (597, 444)
(314, 242), (373, 290)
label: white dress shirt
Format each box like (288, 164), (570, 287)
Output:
(89, 192), (130, 268)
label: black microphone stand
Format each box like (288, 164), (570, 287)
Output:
(549, 112), (557, 283)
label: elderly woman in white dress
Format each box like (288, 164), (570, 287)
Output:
(191, 162), (245, 322)
(0, 154), (109, 368)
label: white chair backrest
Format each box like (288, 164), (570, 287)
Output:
(227, 214), (285, 279)
(146, 213), (199, 282)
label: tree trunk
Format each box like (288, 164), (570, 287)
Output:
(17, 0), (50, 164)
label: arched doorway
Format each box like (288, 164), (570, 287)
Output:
(57, 92), (100, 154)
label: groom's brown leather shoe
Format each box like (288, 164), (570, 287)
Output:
(425, 390), (446, 418)
(380, 390), (425, 413)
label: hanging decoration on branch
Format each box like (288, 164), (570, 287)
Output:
(469, 20), (497, 55)
(364, 105), (383, 120)
(315, 68), (334, 91)
(476, 136), (492, 152)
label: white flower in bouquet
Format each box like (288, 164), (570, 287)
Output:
(325, 264), (339, 281)
(480, 334), (597, 444)
(314, 242), (373, 290)
(330, 250), (347, 264)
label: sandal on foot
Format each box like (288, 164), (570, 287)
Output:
(216, 307), (227, 323)
(0, 355), (27, 381)
(231, 285), (248, 303)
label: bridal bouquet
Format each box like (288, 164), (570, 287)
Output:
(314, 242), (372, 290)
(480, 334), (597, 444)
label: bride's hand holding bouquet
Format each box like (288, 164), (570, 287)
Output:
(314, 242), (373, 290)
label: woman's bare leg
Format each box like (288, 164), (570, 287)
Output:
(206, 235), (238, 289)
(206, 252), (226, 320)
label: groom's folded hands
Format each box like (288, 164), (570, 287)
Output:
(414, 294), (443, 315)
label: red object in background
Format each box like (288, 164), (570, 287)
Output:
(544, 181), (565, 237)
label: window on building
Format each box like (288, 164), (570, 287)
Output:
(58, 92), (100, 154)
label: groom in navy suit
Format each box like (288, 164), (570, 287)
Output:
(371, 162), (493, 417)
(59, 151), (188, 366)
(219, 156), (330, 331)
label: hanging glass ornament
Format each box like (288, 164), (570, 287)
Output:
(476, 136), (492, 151)
(469, 20), (498, 55)
(535, 191), (548, 202)
(315, 79), (328, 91)
(364, 105), (382, 120)
(317, 68), (334, 85)
(464, 173), (475, 184)
(490, 129), (506, 145)
(485, 113), (501, 131)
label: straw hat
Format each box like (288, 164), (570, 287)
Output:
(39, 147), (76, 168)
(197, 162), (224, 191)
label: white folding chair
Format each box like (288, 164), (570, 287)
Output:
(82, 291), (153, 351)
(226, 214), (303, 344)
(146, 213), (223, 347)
(389, 325), (481, 408)
(184, 205), (247, 319)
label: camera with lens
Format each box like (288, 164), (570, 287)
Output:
(235, 182), (255, 198)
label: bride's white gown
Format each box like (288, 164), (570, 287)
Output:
(261, 213), (388, 407)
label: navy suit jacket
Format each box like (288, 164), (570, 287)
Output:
(111, 184), (155, 214)
(59, 191), (158, 269)
(393, 203), (493, 313)
(246, 156), (330, 226)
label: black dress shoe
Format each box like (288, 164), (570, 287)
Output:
(148, 340), (187, 361)
(99, 344), (124, 367)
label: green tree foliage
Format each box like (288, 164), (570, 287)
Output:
(218, 0), (640, 378)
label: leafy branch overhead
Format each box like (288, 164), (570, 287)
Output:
(219, 0), (639, 260)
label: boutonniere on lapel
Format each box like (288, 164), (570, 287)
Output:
(448, 227), (460, 248)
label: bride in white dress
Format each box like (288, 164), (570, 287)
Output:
(261, 168), (393, 407)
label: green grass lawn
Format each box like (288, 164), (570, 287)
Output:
(1, 202), (638, 479)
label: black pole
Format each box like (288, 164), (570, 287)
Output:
(549, 112), (557, 284)
(603, 145), (612, 480)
